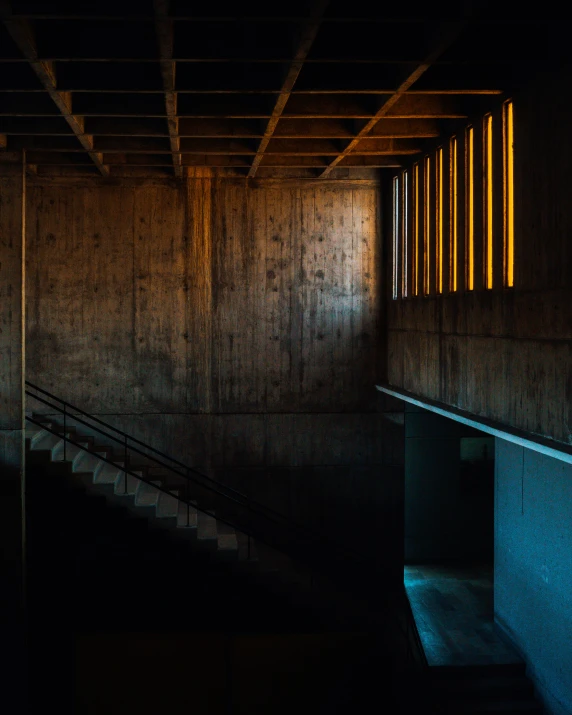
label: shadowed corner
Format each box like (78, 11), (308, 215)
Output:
(0, 428), (26, 714)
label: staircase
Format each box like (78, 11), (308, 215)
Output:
(22, 386), (437, 714)
(26, 419), (244, 561)
(26, 415), (403, 715)
(25, 406), (397, 638)
(24, 389), (546, 715)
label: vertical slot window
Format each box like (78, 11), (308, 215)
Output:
(503, 100), (514, 287)
(436, 147), (444, 294)
(413, 163), (420, 296)
(483, 114), (493, 289)
(424, 155), (431, 295)
(392, 176), (399, 300)
(449, 136), (458, 292)
(402, 170), (409, 298)
(465, 126), (474, 290)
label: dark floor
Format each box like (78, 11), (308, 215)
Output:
(404, 564), (522, 666)
(26, 460), (402, 715)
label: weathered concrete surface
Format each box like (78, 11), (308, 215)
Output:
(495, 439), (572, 715)
(25, 175), (402, 565)
(388, 290), (572, 445)
(25, 176), (389, 423)
(0, 174), (25, 710)
(387, 68), (572, 446)
(26, 177), (384, 416)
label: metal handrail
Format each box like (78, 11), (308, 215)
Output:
(26, 383), (419, 662)
(25, 415), (239, 536)
(27, 413), (353, 571)
(25, 383), (369, 571)
(27, 392), (262, 518)
(26, 381), (248, 501)
(26, 382), (326, 534)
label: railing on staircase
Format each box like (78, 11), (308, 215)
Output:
(26, 381), (425, 664)
(25, 381), (372, 580)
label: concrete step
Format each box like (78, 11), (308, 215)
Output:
(31, 431), (64, 458)
(74, 450), (105, 475)
(177, 499), (198, 529)
(236, 531), (259, 562)
(114, 472), (141, 496)
(134, 480), (161, 507)
(197, 510), (217, 543)
(27, 419), (333, 613)
(52, 440), (89, 467)
(25, 424), (47, 444)
(216, 520), (238, 553)
(156, 490), (179, 519)
(94, 461), (123, 485)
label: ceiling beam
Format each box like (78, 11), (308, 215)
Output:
(0, 58), (529, 65)
(0, 92), (469, 120)
(0, 117), (442, 141)
(5, 15), (425, 23)
(248, 0), (329, 178)
(0, 1), (108, 176)
(154, 0), (183, 179)
(0, 89), (504, 95)
(5, 151), (403, 169)
(0, 110), (467, 120)
(319, 19), (473, 178)
(2, 146), (422, 157)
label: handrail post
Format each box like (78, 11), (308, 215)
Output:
(247, 496), (251, 560)
(25, 383), (372, 577)
(124, 435), (128, 494)
(63, 403), (67, 462)
(186, 470), (190, 527)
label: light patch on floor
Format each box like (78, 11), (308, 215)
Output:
(404, 564), (522, 666)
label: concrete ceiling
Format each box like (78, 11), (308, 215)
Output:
(0, 0), (567, 178)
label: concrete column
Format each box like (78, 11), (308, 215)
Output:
(186, 168), (213, 414)
(186, 169), (214, 473)
(0, 168), (26, 706)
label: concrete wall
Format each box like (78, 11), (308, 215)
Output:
(387, 68), (572, 446)
(405, 405), (493, 563)
(25, 174), (403, 565)
(27, 176), (386, 418)
(495, 439), (572, 715)
(0, 172), (25, 704)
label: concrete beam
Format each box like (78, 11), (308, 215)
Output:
(377, 384), (572, 467)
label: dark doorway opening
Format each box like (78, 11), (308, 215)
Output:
(402, 405), (519, 666)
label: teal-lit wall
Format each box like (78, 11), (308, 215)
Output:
(495, 439), (572, 715)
